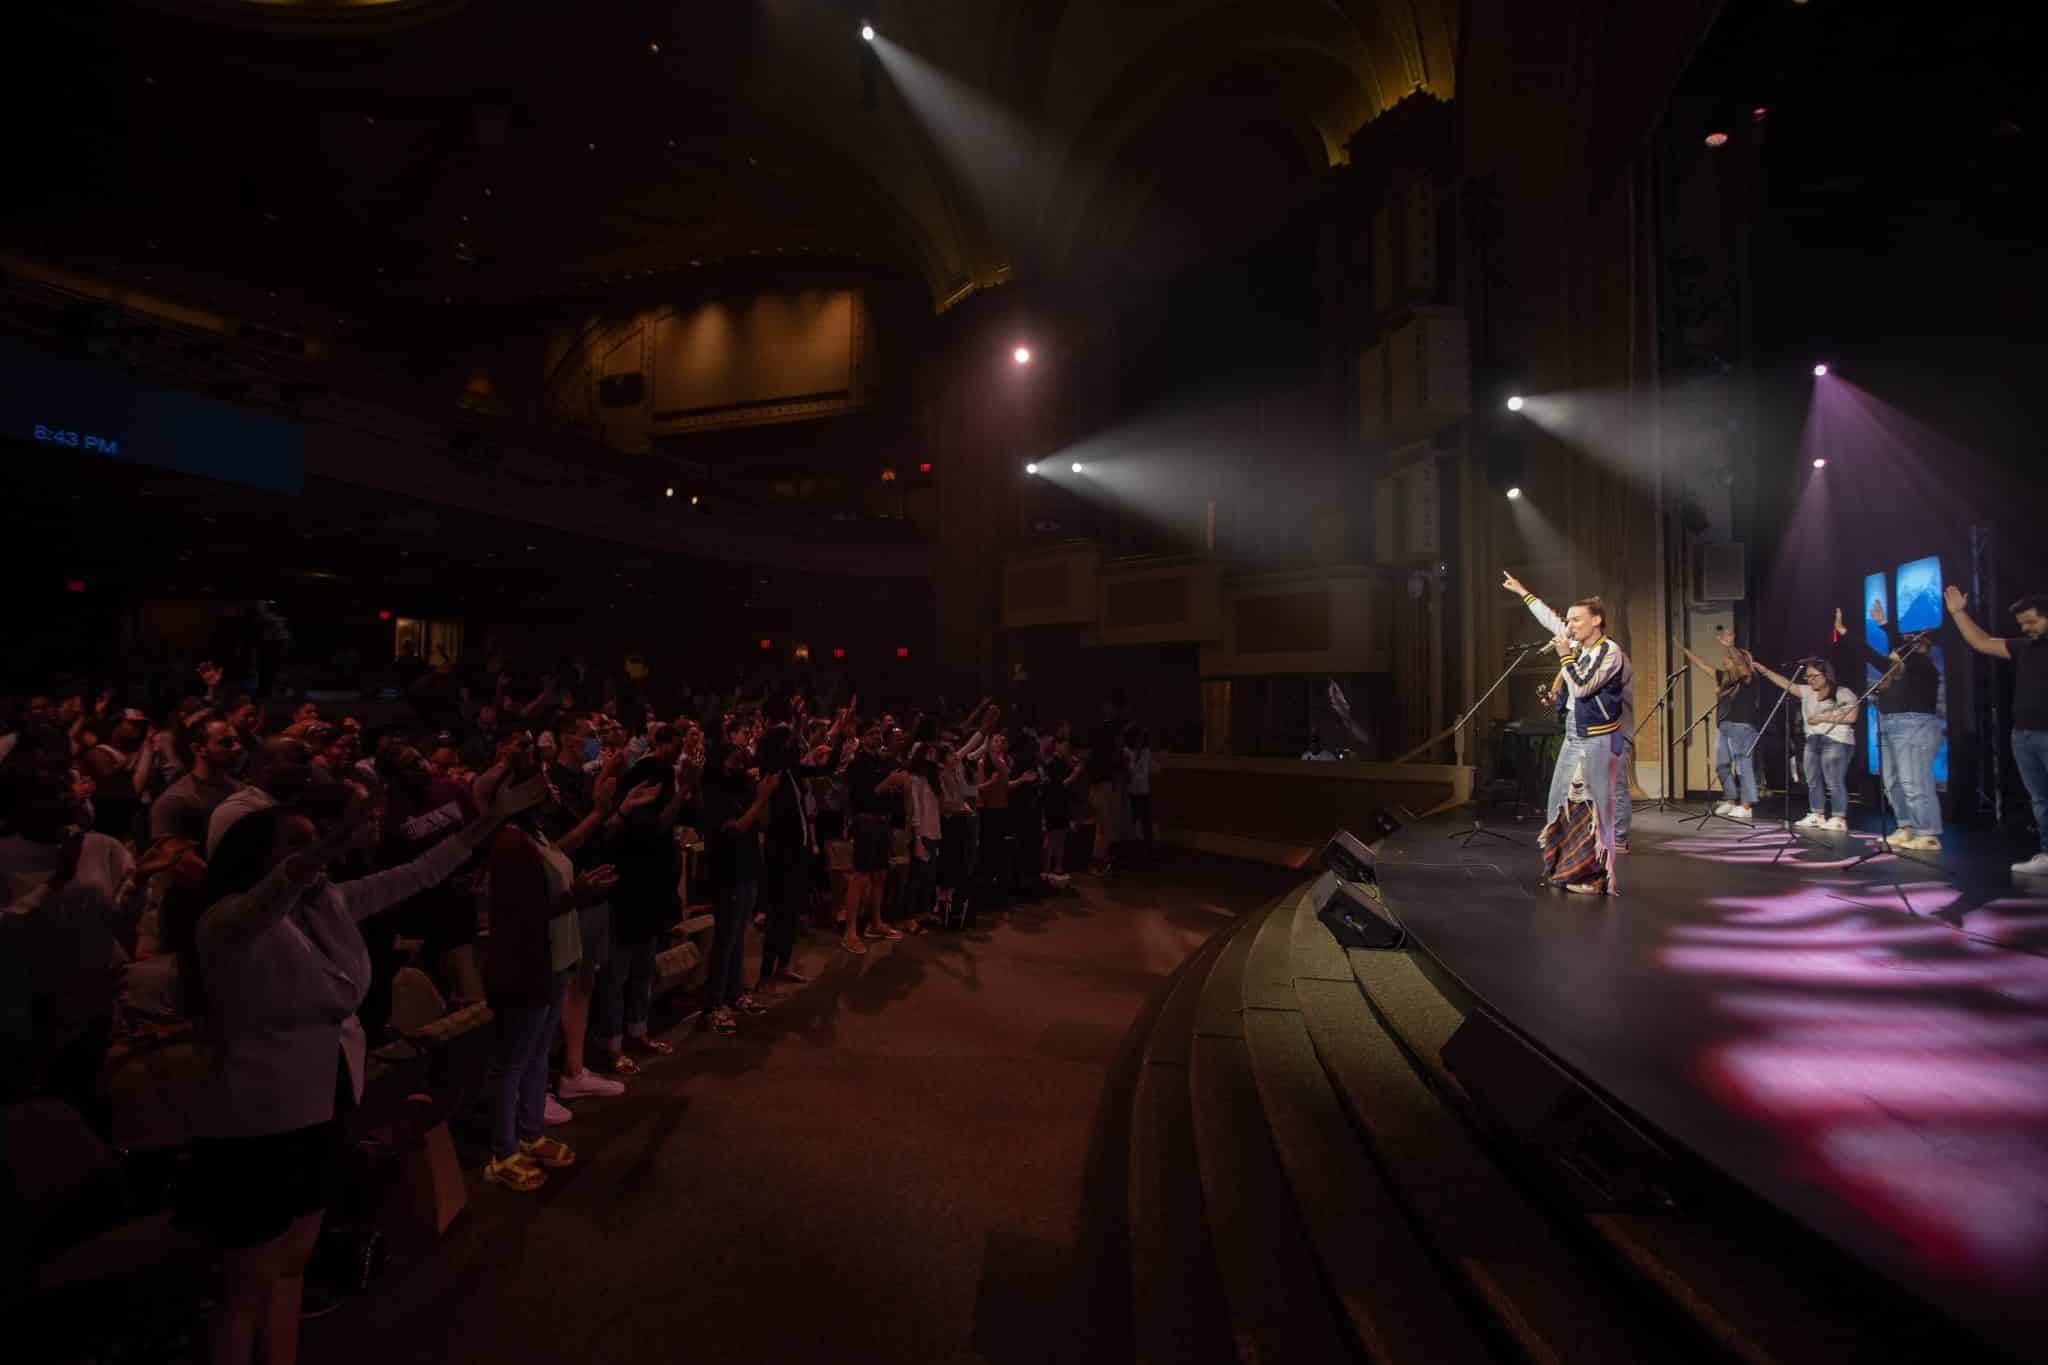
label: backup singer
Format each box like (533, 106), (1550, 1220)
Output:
(1747, 654), (1859, 831)
(1945, 586), (2048, 875)
(1501, 572), (1631, 893)
(1680, 638), (1762, 820)
(1839, 601), (1943, 851)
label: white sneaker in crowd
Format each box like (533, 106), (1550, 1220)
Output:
(1898, 833), (1942, 852)
(2013, 852), (2048, 877)
(543, 1094), (574, 1126)
(1795, 813), (1826, 829)
(1893, 826), (1918, 841)
(1712, 801), (1731, 816)
(1823, 815), (1849, 832)
(1726, 804), (1753, 820)
(557, 1069), (626, 1100)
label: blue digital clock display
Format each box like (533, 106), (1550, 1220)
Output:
(31, 424), (121, 455)
(2, 337), (302, 495)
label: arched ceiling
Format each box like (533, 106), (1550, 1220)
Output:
(5, 0), (1459, 324)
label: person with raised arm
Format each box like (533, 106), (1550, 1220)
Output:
(1499, 572), (1631, 892)
(1679, 636), (1763, 820)
(1945, 585), (2048, 874)
(1839, 601), (1944, 850)
(1742, 645), (1859, 832)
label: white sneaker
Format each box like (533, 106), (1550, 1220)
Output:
(1824, 816), (1849, 832)
(2013, 852), (2048, 876)
(1712, 801), (1731, 816)
(543, 1094), (573, 1126)
(1893, 826), (1917, 841)
(557, 1069), (626, 1100)
(1726, 804), (1753, 820)
(1795, 813), (1826, 829)
(1898, 833), (1941, 852)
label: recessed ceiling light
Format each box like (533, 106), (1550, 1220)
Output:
(648, 41), (660, 53)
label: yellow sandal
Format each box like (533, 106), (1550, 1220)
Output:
(519, 1136), (576, 1169)
(484, 1152), (547, 1191)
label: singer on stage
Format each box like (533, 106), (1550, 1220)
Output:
(1501, 572), (1632, 894)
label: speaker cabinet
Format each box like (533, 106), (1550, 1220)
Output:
(1309, 869), (1405, 951)
(598, 372), (645, 407)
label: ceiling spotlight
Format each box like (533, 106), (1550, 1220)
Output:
(1070, 461), (1084, 474)
(1013, 346), (1032, 365)
(1812, 458), (1827, 469)
(690, 494), (700, 506)
(1704, 131), (1729, 147)
(860, 23), (875, 41)
(1505, 394), (1524, 412)
(665, 486), (675, 498)
(1024, 462), (1039, 475)
(1505, 487), (1523, 500)
(1812, 363), (1829, 377)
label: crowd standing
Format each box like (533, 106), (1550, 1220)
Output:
(0, 654), (1159, 1365)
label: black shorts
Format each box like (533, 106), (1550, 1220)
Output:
(188, 1060), (352, 1249)
(851, 813), (894, 873)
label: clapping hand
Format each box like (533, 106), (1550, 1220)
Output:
(1868, 597), (1887, 627)
(486, 771), (551, 821)
(571, 866), (619, 906)
(617, 780), (662, 815)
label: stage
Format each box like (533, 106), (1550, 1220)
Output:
(1370, 804), (2048, 1361)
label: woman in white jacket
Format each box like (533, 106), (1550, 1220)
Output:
(186, 770), (543, 1365)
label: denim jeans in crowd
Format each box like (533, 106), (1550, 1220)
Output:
(2012, 728), (2048, 852)
(707, 880), (756, 1009)
(1879, 711), (1943, 835)
(1716, 722), (1759, 806)
(1804, 737), (1852, 818)
(594, 934), (658, 1045)
(487, 968), (568, 1159)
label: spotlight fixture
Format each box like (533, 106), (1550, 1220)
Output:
(1070, 461), (1084, 474)
(1705, 131), (1729, 147)
(860, 22), (875, 41)
(1812, 458), (1827, 469)
(1025, 462), (1039, 475)
(1505, 487), (1523, 500)
(1505, 395), (1525, 412)
(690, 494), (700, 506)
(1013, 346), (1032, 365)
(1812, 363), (1829, 377)
(665, 486), (675, 498)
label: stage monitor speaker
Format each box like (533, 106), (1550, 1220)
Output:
(598, 372), (645, 407)
(1320, 829), (1377, 884)
(1692, 542), (1747, 604)
(1310, 869), (1404, 951)
(1441, 1010), (1677, 1213)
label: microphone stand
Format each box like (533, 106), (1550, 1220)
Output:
(1673, 700), (1745, 831)
(1421, 639), (1550, 848)
(1634, 662), (1691, 815)
(1736, 673), (1802, 857)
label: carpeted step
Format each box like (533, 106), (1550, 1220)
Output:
(1240, 889), (1493, 1363)
(1188, 901), (1359, 1363)
(1129, 921), (1245, 1365)
(1290, 895), (1656, 1363)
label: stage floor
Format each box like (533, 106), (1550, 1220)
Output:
(1373, 804), (2048, 1361)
